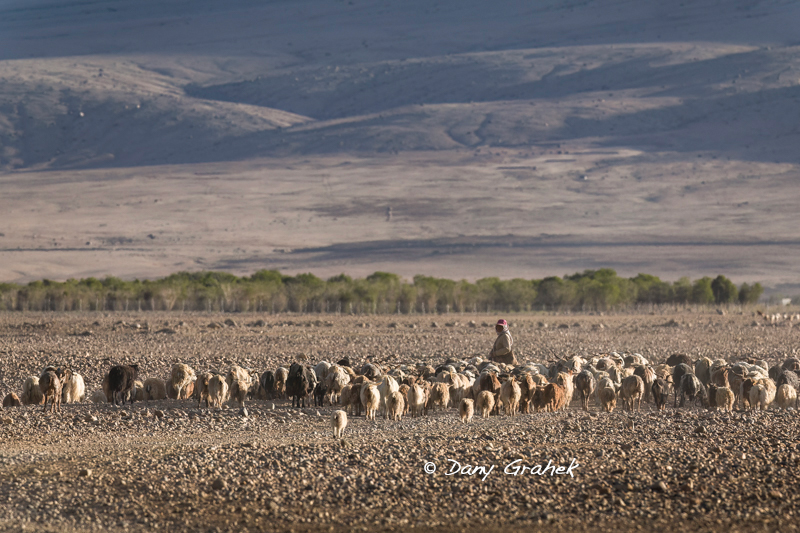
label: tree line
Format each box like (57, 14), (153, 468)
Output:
(0, 269), (764, 313)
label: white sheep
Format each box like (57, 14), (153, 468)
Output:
(90, 390), (107, 404)
(324, 365), (350, 405)
(332, 410), (347, 438)
(143, 378), (167, 401)
(60, 370), (86, 404)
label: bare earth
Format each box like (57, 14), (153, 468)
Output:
(0, 0), (800, 288)
(0, 312), (799, 532)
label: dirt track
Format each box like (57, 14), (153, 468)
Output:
(0, 312), (799, 532)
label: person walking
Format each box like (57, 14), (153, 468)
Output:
(489, 319), (517, 365)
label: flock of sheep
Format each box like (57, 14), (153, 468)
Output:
(3, 352), (799, 440)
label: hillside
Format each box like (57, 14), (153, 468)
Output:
(0, 0), (799, 289)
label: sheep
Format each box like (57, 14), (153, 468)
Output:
(715, 387), (735, 411)
(632, 365), (655, 403)
(227, 366), (250, 400)
(332, 410), (347, 439)
(621, 375), (645, 411)
(427, 382), (450, 412)
(231, 380), (249, 409)
(517, 374), (536, 414)
(651, 378), (669, 410)
(107, 365), (138, 406)
(751, 378), (776, 410)
(339, 384), (361, 416)
(678, 374), (709, 408)
(555, 372), (574, 407)
(142, 378), (167, 402)
(59, 369), (85, 404)
(195, 373), (212, 407)
(398, 384), (410, 416)
(208, 375), (228, 409)
(259, 370), (275, 400)
(169, 364), (196, 401)
(408, 384), (426, 417)
(574, 370), (595, 411)
(3, 393), (21, 407)
(776, 384), (797, 409)
(666, 353), (692, 367)
(499, 376), (521, 416)
(362, 384), (380, 421)
(90, 390), (107, 404)
(672, 363), (694, 407)
(286, 363), (315, 408)
(133, 380), (145, 402)
(21, 377), (44, 405)
(710, 366), (730, 388)
(324, 365), (351, 405)
(476, 391), (495, 418)
(377, 375), (400, 418)
(387, 391), (405, 421)
(314, 361), (332, 383)
(543, 383), (567, 412)
(776, 371), (800, 408)
(739, 378), (756, 410)
(694, 357), (713, 386)
(459, 398), (474, 423)
(274, 367), (289, 398)
(598, 383), (616, 413)
(39, 369), (62, 413)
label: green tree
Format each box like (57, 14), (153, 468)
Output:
(711, 275), (738, 304)
(738, 282), (764, 304)
(690, 277), (714, 304)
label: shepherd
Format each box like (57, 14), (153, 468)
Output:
(489, 319), (517, 365)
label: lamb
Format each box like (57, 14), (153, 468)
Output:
(260, 371), (276, 400)
(170, 364), (196, 401)
(427, 382), (450, 412)
(107, 365), (138, 406)
(620, 375), (645, 411)
(21, 377), (44, 405)
(196, 373), (212, 407)
(60, 369), (85, 404)
(362, 384), (380, 421)
(651, 378), (669, 410)
(459, 398), (474, 423)
(39, 369), (62, 413)
(574, 370), (595, 411)
(499, 376), (521, 416)
(776, 384), (797, 409)
(133, 380), (145, 402)
(90, 390), (107, 404)
(715, 387), (735, 412)
(476, 390), (495, 418)
(408, 384), (426, 417)
(143, 378), (167, 401)
(208, 375), (228, 409)
(332, 410), (348, 439)
(632, 365), (655, 403)
(3, 393), (21, 407)
(739, 378), (756, 410)
(339, 384), (361, 417)
(387, 391), (405, 421)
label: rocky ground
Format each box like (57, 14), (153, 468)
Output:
(0, 311), (799, 532)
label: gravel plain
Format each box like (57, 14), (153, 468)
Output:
(0, 311), (799, 533)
